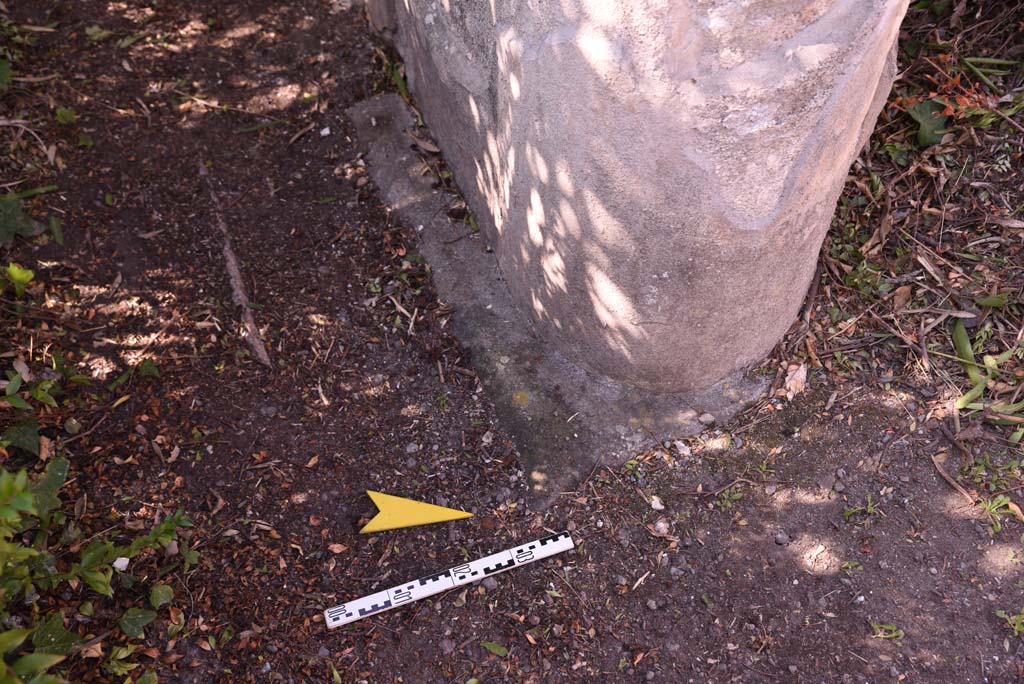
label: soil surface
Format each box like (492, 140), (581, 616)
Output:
(2, 1), (1024, 684)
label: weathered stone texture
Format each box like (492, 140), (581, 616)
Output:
(369, 0), (908, 391)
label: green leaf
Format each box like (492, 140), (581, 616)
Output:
(2, 419), (40, 455)
(906, 99), (949, 147)
(182, 545), (199, 574)
(136, 670), (158, 684)
(149, 584), (173, 609)
(11, 653), (65, 677)
(55, 108), (77, 125)
(0, 196), (45, 246)
(85, 25), (113, 43)
(2, 394), (31, 410)
(0, 629), (35, 654)
(107, 369), (132, 391)
(30, 457), (69, 525)
(952, 319), (983, 385)
(955, 378), (987, 410)
(6, 262), (35, 297)
(48, 217), (63, 246)
(79, 540), (116, 569)
(0, 59), (11, 89)
(480, 641), (508, 657)
(137, 358), (160, 379)
(118, 34), (144, 49)
(976, 294), (1006, 309)
(32, 612), (80, 655)
(30, 383), (58, 408)
(118, 608), (157, 639)
(104, 193), (114, 207)
(103, 645), (139, 676)
(77, 133), (94, 148)
(9, 186), (57, 201)
(81, 567), (114, 597)
(330, 663), (342, 684)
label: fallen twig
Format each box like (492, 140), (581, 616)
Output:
(199, 164), (273, 368)
(930, 453), (977, 505)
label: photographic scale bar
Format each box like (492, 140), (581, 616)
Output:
(324, 531), (575, 629)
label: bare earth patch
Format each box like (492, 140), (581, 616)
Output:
(1, 1), (1023, 683)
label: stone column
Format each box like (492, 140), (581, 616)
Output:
(367, 0), (908, 392)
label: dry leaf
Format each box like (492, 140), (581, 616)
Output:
(405, 130), (440, 153)
(305, 455), (319, 468)
(38, 435), (53, 462)
(328, 543), (348, 554)
(892, 285), (912, 311)
(80, 641), (105, 658)
(783, 363), (808, 400)
(1006, 500), (1024, 524)
(12, 359), (31, 382)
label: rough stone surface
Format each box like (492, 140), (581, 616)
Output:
(368, 0), (908, 391)
(346, 95), (763, 504)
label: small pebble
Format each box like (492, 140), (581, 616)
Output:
(482, 577), (498, 591)
(764, 484), (778, 496)
(405, 442), (420, 454)
(650, 495), (665, 511)
(646, 671), (655, 681)
(673, 440), (692, 457)
(440, 638), (455, 655)
(654, 519), (670, 535)
(646, 599), (658, 610)
(774, 531), (790, 545)
(318, 646), (330, 658)
(788, 665), (798, 674)
(698, 413), (715, 425)
(929, 567), (938, 575)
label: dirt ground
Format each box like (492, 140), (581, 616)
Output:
(2, 1), (1024, 683)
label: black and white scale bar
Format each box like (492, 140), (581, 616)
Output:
(324, 531), (574, 629)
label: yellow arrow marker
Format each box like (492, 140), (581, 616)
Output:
(359, 491), (473, 534)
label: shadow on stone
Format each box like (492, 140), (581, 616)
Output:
(347, 94), (766, 506)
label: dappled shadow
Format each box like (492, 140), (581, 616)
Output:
(374, 0), (907, 391)
(4, 1), (1023, 683)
